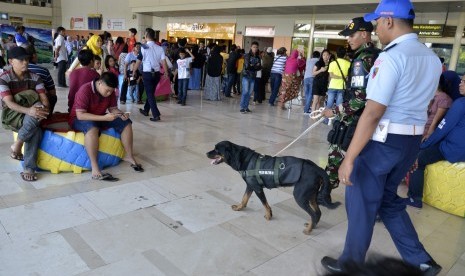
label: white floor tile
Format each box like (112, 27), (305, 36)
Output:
(0, 197), (97, 241)
(82, 181), (169, 217)
(74, 209), (180, 263)
(0, 232), (88, 275)
(155, 191), (244, 233)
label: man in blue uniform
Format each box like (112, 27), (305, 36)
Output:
(321, 1), (442, 275)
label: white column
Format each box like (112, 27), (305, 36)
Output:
(449, 12), (465, 71)
(307, 14), (316, 59)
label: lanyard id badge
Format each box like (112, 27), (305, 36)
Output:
(372, 118), (390, 143)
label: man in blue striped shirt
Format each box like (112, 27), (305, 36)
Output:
(26, 46), (57, 114)
(268, 47), (287, 106)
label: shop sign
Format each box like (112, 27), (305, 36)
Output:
(245, 26), (275, 37)
(25, 19), (52, 26)
(413, 24), (444, 37)
(167, 23), (235, 40)
(10, 16), (23, 24)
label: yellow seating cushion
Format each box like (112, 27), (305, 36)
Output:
(423, 161), (465, 217)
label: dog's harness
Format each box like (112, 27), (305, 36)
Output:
(239, 155), (285, 188)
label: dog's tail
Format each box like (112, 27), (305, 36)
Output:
(317, 169), (341, 210)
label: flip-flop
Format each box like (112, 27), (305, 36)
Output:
(92, 173), (119, 182)
(20, 172), (38, 182)
(130, 163), (144, 172)
(10, 151), (24, 161)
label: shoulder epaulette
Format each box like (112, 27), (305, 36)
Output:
(383, 43), (398, 52)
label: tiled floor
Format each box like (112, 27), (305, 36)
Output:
(0, 76), (464, 275)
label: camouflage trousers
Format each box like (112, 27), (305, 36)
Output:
(324, 143), (345, 189)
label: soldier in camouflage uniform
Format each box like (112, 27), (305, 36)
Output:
(318, 17), (381, 206)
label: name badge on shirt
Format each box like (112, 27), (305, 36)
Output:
(372, 118), (390, 143)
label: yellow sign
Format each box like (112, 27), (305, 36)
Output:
(413, 24), (444, 37)
(25, 19), (52, 26)
(167, 23), (235, 40)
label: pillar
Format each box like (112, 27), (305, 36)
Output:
(449, 12), (465, 71)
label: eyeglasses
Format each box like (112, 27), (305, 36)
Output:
(460, 79), (465, 84)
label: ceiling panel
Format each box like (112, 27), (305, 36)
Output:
(139, 1), (465, 17)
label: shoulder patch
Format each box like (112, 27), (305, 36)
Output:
(372, 67), (379, 79)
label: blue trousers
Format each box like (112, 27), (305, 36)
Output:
(178, 78), (189, 103)
(240, 76), (255, 109)
(408, 144), (445, 201)
(339, 134), (433, 266)
(269, 73), (282, 105)
(303, 77), (314, 112)
(142, 72), (161, 118)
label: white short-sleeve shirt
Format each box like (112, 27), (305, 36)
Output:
(366, 33), (442, 125)
(140, 41), (166, 73)
(176, 57), (193, 79)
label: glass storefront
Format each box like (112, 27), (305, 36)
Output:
(430, 43), (465, 75)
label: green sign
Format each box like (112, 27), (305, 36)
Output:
(413, 24), (444, 37)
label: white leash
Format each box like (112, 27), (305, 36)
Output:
(273, 107), (334, 157)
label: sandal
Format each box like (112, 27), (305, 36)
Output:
(130, 163), (144, 172)
(92, 173), (119, 182)
(20, 172), (38, 182)
(10, 151), (24, 161)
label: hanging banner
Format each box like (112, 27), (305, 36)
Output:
(0, 24), (53, 63)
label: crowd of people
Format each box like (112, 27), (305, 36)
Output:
(0, 0), (464, 274)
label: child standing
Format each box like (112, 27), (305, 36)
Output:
(126, 60), (141, 103)
(93, 55), (102, 75)
(105, 55), (119, 78)
(174, 48), (195, 106)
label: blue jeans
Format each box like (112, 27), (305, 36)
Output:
(326, 89), (344, 108)
(303, 77), (314, 112)
(142, 71), (161, 118)
(240, 76), (255, 109)
(127, 85), (138, 102)
(17, 114), (42, 171)
(269, 73), (282, 105)
(407, 144), (445, 201)
(225, 73), (236, 97)
(178, 78), (189, 102)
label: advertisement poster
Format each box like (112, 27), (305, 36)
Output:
(0, 24), (53, 63)
(70, 17), (84, 29)
(106, 18), (125, 30)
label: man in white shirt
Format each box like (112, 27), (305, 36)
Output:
(54, 26), (68, 88)
(134, 28), (168, 122)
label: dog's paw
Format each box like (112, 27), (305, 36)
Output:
(264, 213), (272, 220)
(231, 204), (244, 211)
(303, 227), (313, 235)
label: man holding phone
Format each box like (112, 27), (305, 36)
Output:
(69, 72), (143, 181)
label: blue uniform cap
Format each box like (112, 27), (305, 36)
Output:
(364, 0), (416, 22)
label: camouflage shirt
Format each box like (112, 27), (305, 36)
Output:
(333, 43), (381, 124)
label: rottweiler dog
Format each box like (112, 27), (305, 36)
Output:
(207, 141), (340, 235)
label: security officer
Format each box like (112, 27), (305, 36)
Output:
(321, 0), (442, 275)
(135, 28), (168, 122)
(319, 17), (380, 206)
